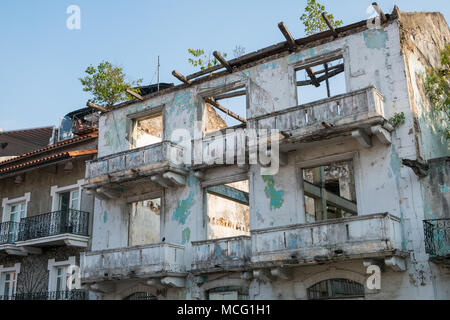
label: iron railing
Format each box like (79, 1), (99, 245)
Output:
(0, 290), (88, 300)
(0, 221), (20, 245)
(18, 209), (89, 242)
(424, 218), (450, 257)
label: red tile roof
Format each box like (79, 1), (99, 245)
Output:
(0, 149), (97, 174)
(0, 132), (98, 167)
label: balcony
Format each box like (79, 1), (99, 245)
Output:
(84, 141), (187, 191)
(424, 219), (450, 264)
(0, 221), (20, 253)
(16, 209), (90, 249)
(251, 213), (406, 268)
(0, 290), (88, 300)
(249, 86), (392, 148)
(80, 243), (186, 283)
(191, 236), (251, 273)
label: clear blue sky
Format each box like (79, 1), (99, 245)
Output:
(0, 0), (448, 131)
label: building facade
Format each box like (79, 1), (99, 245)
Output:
(79, 7), (449, 300)
(0, 109), (98, 300)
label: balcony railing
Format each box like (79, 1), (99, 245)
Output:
(0, 290), (88, 300)
(85, 141), (185, 185)
(18, 209), (89, 242)
(191, 236), (252, 272)
(249, 86), (385, 138)
(80, 243), (185, 283)
(0, 221), (20, 245)
(424, 219), (450, 259)
(251, 213), (402, 266)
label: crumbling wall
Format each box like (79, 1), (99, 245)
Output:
(399, 11), (450, 160)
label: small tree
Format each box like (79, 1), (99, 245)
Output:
(300, 0), (343, 36)
(424, 44), (450, 139)
(79, 61), (143, 108)
(187, 49), (228, 71)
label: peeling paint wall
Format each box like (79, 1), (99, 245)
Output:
(87, 11), (450, 300)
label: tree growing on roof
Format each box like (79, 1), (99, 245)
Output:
(300, 0), (343, 36)
(187, 49), (228, 71)
(79, 61), (143, 108)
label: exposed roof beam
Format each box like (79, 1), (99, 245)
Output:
(372, 2), (387, 23)
(278, 22), (296, 51)
(321, 13), (339, 38)
(213, 51), (233, 73)
(172, 70), (191, 85)
(305, 67), (320, 87)
(204, 98), (247, 123)
(126, 89), (144, 101)
(86, 101), (108, 113)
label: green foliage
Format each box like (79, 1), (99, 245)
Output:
(389, 112), (405, 128)
(79, 61), (143, 108)
(299, 0), (343, 36)
(187, 49), (228, 71)
(424, 44), (450, 139)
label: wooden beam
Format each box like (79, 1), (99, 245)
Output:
(126, 89), (144, 101)
(324, 63), (331, 97)
(278, 22), (296, 51)
(172, 70), (191, 85)
(205, 98), (247, 123)
(316, 65), (344, 83)
(86, 101), (108, 113)
(213, 51), (233, 73)
(214, 90), (246, 101)
(306, 67), (320, 87)
(207, 184), (249, 205)
(303, 181), (357, 214)
(321, 13), (339, 38)
(372, 2), (387, 23)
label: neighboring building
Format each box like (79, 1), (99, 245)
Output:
(0, 109), (98, 300)
(73, 6), (449, 300)
(0, 127), (54, 162)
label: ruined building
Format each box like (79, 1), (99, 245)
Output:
(81, 6), (448, 300)
(0, 108), (98, 299)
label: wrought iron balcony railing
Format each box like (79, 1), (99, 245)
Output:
(0, 290), (88, 300)
(0, 221), (20, 245)
(424, 218), (450, 258)
(18, 209), (89, 242)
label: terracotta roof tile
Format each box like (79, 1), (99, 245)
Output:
(0, 132), (98, 167)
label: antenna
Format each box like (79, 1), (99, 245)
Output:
(157, 55), (160, 91)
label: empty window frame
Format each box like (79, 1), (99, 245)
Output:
(296, 57), (346, 105)
(206, 179), (250, 240)
(1, 271), (17, 298)
(132, 112), (163, 149)
(302, 160), (357, 222)
(203, 87), (247, 133)
(307, 279), (364, 300)
(128, 198), (161, 246)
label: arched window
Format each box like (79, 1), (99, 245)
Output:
(307, 279), (364, 300)
(124, 292), (157, 300)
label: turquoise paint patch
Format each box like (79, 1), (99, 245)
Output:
(287, 234), (302, 249)
(171, 173), (198, 225)
(288, 53), (306, 63)
(181, 228), (191, 244)
(103, 211), (107, 223)
(262, 175), (284, 210)
(439, 184), (450, 193)
(363, 29), (388, 49)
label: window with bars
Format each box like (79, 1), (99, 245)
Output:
(307, 279), (364, 300)
(124, 292), (157, 300)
